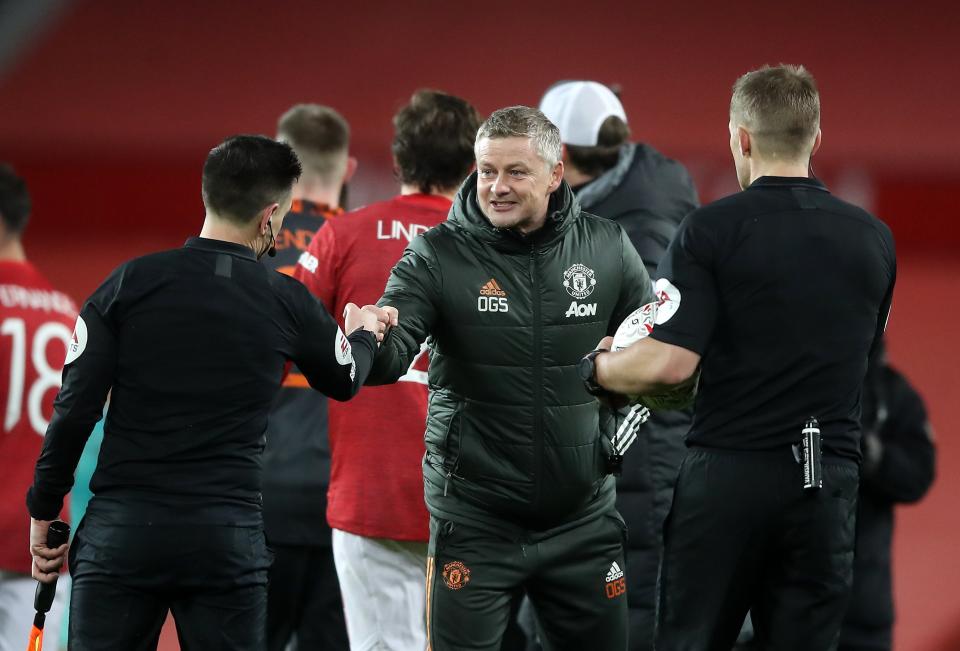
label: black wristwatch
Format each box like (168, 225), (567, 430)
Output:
(578, 349), (608, 397)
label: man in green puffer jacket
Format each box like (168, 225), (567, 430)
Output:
(365, 106), (653, 651)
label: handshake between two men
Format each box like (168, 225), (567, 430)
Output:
(343, 299), (699, 414)
(343, 304), (399, 343)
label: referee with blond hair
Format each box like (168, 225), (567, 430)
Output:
(585, 65), (896, 650)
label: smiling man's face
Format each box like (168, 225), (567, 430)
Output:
(474, 136), (563, 234)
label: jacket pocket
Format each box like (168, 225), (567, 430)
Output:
(424, 390), (465, 471)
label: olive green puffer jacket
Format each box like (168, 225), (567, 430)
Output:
(367, 174), (653, 530)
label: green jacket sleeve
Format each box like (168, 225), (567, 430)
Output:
(366, 234), (442, 385)
(609, 226), (656, 335)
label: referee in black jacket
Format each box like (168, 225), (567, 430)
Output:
(25, 135), (391, 651)
(581, 65), (896, 650)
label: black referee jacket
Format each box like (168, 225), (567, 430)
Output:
(27, 237), (375, 526)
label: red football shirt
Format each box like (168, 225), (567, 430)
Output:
(0, 261), (77, 573)
(294, 193), (449, 542)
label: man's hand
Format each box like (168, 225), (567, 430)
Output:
(368, 305), (399, 330)
(343, 303), (398, 342)
(30, 518), (68, 584)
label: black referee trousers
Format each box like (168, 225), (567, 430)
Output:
(67, 514), (271, 651)
(656, 446), (859, 651)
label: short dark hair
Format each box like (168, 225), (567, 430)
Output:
(565, 115), (631, 177)
(0, 164), (31, 235)
(277, 104), (350, 179)
(392, 89), (481, 194)
(730, 64), (820, 160)
(202, 135), (302, 223)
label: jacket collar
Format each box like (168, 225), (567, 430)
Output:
(575, 143), (638, 207)
(748, 175), (829, 192)
(183, 237), (256, 260)
(448, 172), (581, 252)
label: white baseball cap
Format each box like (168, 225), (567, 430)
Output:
(538, 81), (627, 147)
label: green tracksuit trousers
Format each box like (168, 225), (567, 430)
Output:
(426, 509), (629, 651)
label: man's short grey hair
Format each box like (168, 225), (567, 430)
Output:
(730, 64), (820, 160)
(475, 106), (562, 167)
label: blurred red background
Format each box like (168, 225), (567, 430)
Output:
(2, 1), (958, 648)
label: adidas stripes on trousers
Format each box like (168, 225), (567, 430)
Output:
(426, 510), (629, 651)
